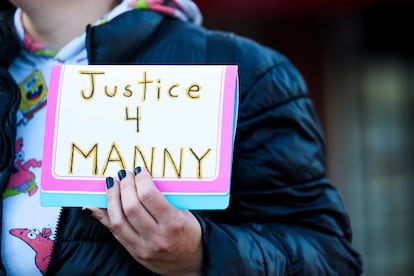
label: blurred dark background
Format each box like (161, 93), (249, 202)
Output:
(197, 0), (414, 275)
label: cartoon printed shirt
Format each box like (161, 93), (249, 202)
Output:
(1, 8), (69, 275)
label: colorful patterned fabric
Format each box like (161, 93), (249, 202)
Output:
(128, 0), (202, 23)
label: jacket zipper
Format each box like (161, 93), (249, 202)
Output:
(85, 24), (94, 64)
(44, 207), (65, 276)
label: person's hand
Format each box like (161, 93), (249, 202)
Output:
(86, 167), (203, 276)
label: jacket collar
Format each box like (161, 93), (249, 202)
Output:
(86, 9), (165, 64)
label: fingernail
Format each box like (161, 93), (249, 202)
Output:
(118, 169), (126, 180)
(81, 207), (92, 215)
(106, 177), (114, 189)
(134, 166), (142, 175)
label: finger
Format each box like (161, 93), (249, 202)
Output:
(82, 206), (110, 226)
(117, 169), (158, 233)
(105, 176), (141, 243)
(134, 167), (177, 224)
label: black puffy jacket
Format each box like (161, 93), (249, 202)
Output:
(0, 8), (362, 275)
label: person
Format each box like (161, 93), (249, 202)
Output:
(0, 0), (363, 275)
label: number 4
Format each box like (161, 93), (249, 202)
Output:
(125, 106), (141, 133)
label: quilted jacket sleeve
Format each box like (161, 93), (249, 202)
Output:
(195, 35), (362, 275)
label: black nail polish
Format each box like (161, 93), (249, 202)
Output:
(106, 177), (114, 189)
(134, 166), (142, 175)
(118, 169), (126, 180)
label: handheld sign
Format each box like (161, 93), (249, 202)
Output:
(41, 65), (238, 210)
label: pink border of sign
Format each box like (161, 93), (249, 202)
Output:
(41, 65), (238, 194)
